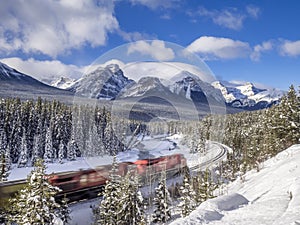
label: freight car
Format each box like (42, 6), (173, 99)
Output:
(0, 154), (187, 205)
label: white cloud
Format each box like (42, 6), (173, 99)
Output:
(186, 36), (251, 60)
(127, 40), (175, 61)
(0, 0), (119, 58)
(129, 0), (179, 10)
(251, 41), (273, 61)
(280, 40), (300, 57)
(122, 61), (215, 83)
(195, 5), (260, 30)
(198, 7), (245, 30)
(246, 5), (260, 18)
(0, 57), (83, 83)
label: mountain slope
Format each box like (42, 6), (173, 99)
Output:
(68, 64), (133, 100)
(212, 81), (285, 109)
(0, 61), (73, 100)
(171, 144), (300, 225)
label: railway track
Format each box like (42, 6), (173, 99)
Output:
(189, 142), (227, 172)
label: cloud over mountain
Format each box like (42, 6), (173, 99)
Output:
(127, 40), (175, 61)
(186, 36), (251, 60)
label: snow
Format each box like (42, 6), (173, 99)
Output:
(170, 144), (300, 225)
(212, 80), (285, 107)
(51, 77), (76, 89)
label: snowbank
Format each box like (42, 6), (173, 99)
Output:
(170, 193), (248, 225)
(171, 144), (300, 225)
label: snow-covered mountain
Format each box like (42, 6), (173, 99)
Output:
(120, 71), (226, 109)
(121, 77), (171, 98)
(168, 71), (225, 104)
(0, 61), (44, 85)
(212, 81), (285, 109)
(0, 61), (73, 100)
(68, 64), (133, 100)
(51, 77), (76, 89)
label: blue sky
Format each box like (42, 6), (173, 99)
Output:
(0, 0), (299, 90)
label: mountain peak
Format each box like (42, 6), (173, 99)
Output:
(213, 80), (285, 109)
(68, 63), (132, 100)
(105, 64), (121, 74)
(51, 77), (76, 89)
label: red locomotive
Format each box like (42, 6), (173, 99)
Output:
(48, 154), (187, 200)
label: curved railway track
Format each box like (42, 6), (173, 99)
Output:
(189, 142), (227, 172)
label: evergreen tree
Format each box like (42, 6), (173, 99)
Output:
(178, 175), (196, 218)
(96, 157), (122, 225)
(18, 130), (29, 167)
(0, 151), (10, 181)
(152, 173), (171, 223)
(193, 169), (217, 204)
(58, 141), (65, 164)
(31, 134), (42, 166)
(118, 175), (145, 225)
(67, 138), (77, 161)
(8, 159), (63, 225)
(44, 126), (53, 163)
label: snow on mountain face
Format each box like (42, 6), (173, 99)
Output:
(212, 81), (285, 109)
(51, 77), (76, 89)
(68, 64), (133, 100)
(120, 70), (225, 108)
(0, 61), (27, 80)
(168, 71), (225, 103)
(0, 61), (44, 86)
(121, 76), (171, 98)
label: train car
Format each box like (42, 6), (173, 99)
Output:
(48, 162), (130, 200)
(133, 154), (187, 183)
(0, 154), (187, 206)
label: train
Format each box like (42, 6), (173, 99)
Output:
(0, 153), (187, 206)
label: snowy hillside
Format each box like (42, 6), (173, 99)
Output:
(0, 61), (73, 100)
(171, 144), (300, 225)
(0, 61), (45, 85)
(51, 77), (76, 89)
(212, 81), (285, 109)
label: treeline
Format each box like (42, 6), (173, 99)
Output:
(0, 97), (143, 181)
(181, 85), (300, 181)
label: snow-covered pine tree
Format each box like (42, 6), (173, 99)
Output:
(152, 172), (171, 223)
(58, 141), (65, 164)
(18, 130), (29, 167)
(44, 126), (54, 163)
(67, 138), (77, 161)
(193, 169), (217, 204)
(31, 133), (42, 166)
(196, 127), (206, 154)
(0, 151), (10, 181)
(8, 159), (63, 225)
(96, 156), (122, 225)
(118, 175), (146, 225)
(178, 175), (196, 218)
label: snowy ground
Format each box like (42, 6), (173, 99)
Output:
(170, 144), (300, 225)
